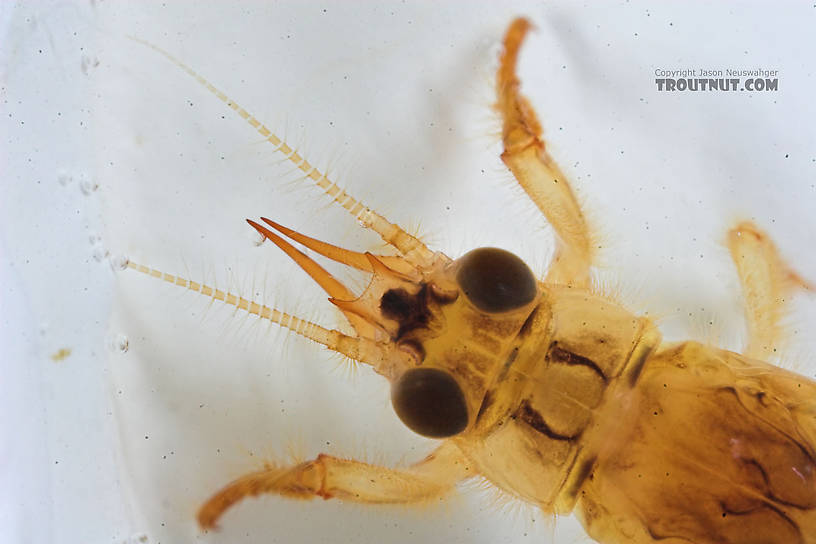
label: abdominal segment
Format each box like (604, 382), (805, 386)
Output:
(577, 341), (816, 544)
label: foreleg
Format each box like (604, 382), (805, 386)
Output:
(197, 442), (471, 529)
(497, 19), (593, 287)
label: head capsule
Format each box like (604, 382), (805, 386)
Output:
(380, 247), (539, 438)
(245, 220), (542, 439)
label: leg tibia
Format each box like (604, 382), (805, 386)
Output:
(197, 443), (470, 530)
(497, 19), (593, 287)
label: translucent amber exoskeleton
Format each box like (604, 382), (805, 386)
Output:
(125, 18), (816, 544)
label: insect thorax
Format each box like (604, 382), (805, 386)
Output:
(458, 285), (662, 513)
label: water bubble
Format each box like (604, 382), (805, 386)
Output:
(93, 245), (110, 262)
(251, 229), (265, 247)
(109, 333), (129, 354)
(110, 255), (129, 272)
(80, 54), (100, 76)
(80, 176), (99, 195)
(57, 170), (72, 186)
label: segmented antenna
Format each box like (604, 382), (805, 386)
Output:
(125, 260), (392, 370)
(129, 36), (435, 268)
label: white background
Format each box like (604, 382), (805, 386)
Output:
(2, 2), (815, 543)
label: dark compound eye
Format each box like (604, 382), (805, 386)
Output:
(391, 368), (468, 438)
(455, 247), (537, 313)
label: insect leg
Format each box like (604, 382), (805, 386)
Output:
(196, 442), (470, 530)
(497, 19), (593, 288)
(727, 221), (812, 359)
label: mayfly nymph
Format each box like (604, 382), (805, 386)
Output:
(125, 18), (816, 544)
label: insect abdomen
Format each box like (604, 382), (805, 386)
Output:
(577, 341), (816, 544)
